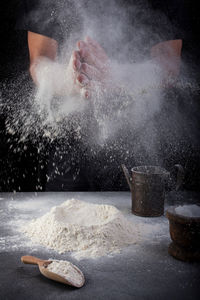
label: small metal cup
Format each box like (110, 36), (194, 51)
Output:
(122, 165), (184, 217)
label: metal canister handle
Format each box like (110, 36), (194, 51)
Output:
(121, 164), (133, 192)
(174, 164), (185, 191)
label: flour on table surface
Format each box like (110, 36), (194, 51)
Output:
(23, 199), (139, 259)
(47, 259), (84, 287)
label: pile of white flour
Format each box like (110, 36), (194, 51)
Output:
(23, 199), (138, 259)
(47, 260), (84, 287)
(175, 204), (200, 218)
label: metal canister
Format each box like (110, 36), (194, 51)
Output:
(131, 166), (168, 216)
(122, 165), (184, 217)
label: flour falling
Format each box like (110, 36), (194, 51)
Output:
(23, 199), (139, 259)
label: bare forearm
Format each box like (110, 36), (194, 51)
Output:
(28, 31), (61, 89)
(30, 57), (74, 95)
(151, 39), (182, 78)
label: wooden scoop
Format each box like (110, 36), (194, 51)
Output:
(21, 255), (85, 288)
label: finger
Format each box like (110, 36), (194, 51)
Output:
(84, 37), (99, 55)
(74, 50), (81, 60)
(76, 73), (89, 87)
(81, 88), (90, 99)
(85, 36), (98, 49)
(72, 51), (81, 71)
(77, 40), (87, 52)
(81, 47), (106, 72)
(80, 78), (99, 99)
(80, 82), (98, 99)
(81, 78), (107, 99)
(81, 63), (103, 81)
(81, 84), (102, 99)
(85, 36), (104, 53)
(85, 36), (108, 61)
(78, 40), (104, 67)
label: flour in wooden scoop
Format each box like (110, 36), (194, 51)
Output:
(23, 199), (139, 259)
(47, 260), (84, 287)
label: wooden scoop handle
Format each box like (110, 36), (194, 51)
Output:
(21, 255), (46, 265)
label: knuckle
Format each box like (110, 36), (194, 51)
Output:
(82, 63), (88, 72)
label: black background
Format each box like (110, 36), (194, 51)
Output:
(0, 0), (200, 192)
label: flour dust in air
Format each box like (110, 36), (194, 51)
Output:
(23, 199), (139, 259)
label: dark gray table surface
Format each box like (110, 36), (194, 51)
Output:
(0, 191), (199, 300)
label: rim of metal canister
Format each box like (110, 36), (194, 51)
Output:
(131, 165), (169, 176)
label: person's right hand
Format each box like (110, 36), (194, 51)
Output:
(68, 36), (111, 99)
